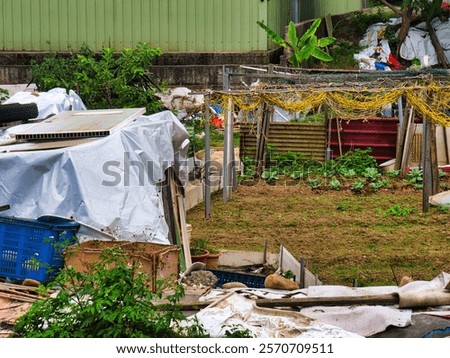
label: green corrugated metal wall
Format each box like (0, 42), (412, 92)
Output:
(299, 0), (364, 21)
(0, 0), (290, 52)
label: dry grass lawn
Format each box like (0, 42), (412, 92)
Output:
(186, 179), (450, 286)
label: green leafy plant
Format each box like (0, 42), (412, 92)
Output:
(261, 169), (279, 181)
(31, 43), (164, 114)
(339, 167), (357, 179)
(13, 248), (208, 338)
(336, 148), (378, 175)
(363, 167), (381, 182)
(257, 18), (336, 67)
(307, 177), (322, 189)
(0, 88), (9, 103)
(351, 178), (365, 193)
(386, 169), (401, 178)
(240, 156), (257, 179)
(222, 324), (255, 338)
(384, 204), (415, 217)
(337, 201), (348, 212)
(282, 270), (295, 279)
(369, 179), (388, 192)
(290, 170), (304, 180)
(404, 168), (423, 189)
(191, 237), (219, 255)
(328, 177), (342, 190)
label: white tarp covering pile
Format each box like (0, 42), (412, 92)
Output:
(156, 87), (205, 120)
(0, 110), (189, 244)
(3, 87), (87, 120)
(400, 17), (450, 66)
(355, 17), (450, 69)
(354, 18), (402, 70)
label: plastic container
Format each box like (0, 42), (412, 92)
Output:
(0, 215), (80, 283)
(208, 268), (266, 288)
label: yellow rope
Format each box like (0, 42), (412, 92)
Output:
(211, 82), (450, 126)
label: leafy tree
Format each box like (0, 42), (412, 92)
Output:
(257, 18), (336, 67)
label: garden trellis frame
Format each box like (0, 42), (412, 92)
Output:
(204, 65), (450, 214)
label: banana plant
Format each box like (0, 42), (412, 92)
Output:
(257, 18), (336, 67)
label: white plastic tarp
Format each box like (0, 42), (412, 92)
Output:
(195, 273), (450, 338)
(400, 18), (450, 66)
(3, 87), (87, 120)
(354, 18), (402, 70)
(295, 272), (450, 337)
(355, 17), (450, 69)
(0, 110), (190, 244)
(191, 292), (362, 338)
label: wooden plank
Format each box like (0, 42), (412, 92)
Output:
(177, 194), (192, 269)
(400, 107), (415, 176)
(394, 104), (410, 170)
(161, 168), (177, 246)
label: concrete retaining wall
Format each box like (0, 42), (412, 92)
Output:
(0, 50), (281, 90)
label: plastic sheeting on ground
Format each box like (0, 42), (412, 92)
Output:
(193, 273), (450, 338)
(294, 272), (450, 337)
(354, 18), (402, 70)
(0, 110), (190, 244)
(430, 190), (450, 206)
(191, 292), (362, 338)
(3, 87), (87, 120)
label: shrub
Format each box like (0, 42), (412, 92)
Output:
(31, 43), (164, 114)
(13, 248), (208, 338)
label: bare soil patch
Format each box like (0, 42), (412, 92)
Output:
(186, 180), (450, 286)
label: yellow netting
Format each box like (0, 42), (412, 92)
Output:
(210, 82), (450, 126)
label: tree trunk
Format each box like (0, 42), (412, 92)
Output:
(427, 22), (449, 68)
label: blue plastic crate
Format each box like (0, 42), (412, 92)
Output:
(208, 268), (266, 288)
(0, 215), (80, 283)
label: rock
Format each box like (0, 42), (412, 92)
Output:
(183, 262), (206, 276)
(222, 282), (248, 289)
(399, 276), (414, 287)
(22, 279), (40, 287)
(182, 270), (218, 288)
(264, 274), (299, 290)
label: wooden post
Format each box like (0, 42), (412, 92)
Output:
(204, 98), (211, 219)
(430, 121), (440, 195)
(422, 118), (432, 212)
(325, 105), (332, 161)
(255, 105), (271, 177)
(336, 118), (343, 157)
(222, 68), (231, 203)
(222, 98), (234, 202)
(299, 257), (305, 289)
(400, 106), (415, 177)
(394, 102), (409, 171)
